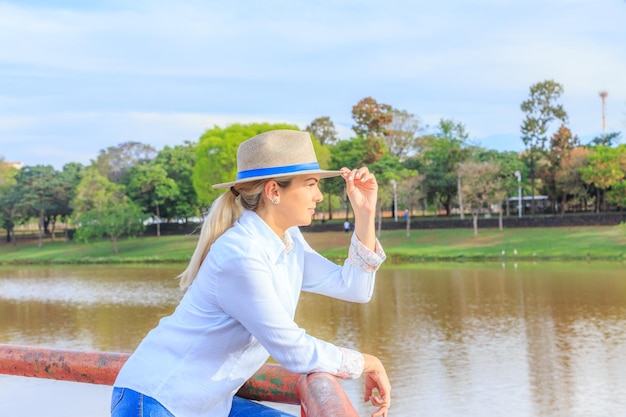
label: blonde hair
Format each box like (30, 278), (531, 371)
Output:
(178, 177), (293, 290)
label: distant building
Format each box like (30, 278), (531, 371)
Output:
(508, 195), (551, 214)
(2, 161), (23, 169)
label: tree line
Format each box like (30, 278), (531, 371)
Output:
(1, 79), (625, 250)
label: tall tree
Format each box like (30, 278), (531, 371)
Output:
(126, 162), (180, 237)
(555, 146), (591, 212)
(0, 157), (13, 185)
(520, 79), (568, 213)
(13, 165), (60, 248)
(540, 125), (579, 215)
(384, 109), (422, 160)
(410, 119), (471, 216)
(351, 97), (393, 139)
(94, 141), (157, 183)
(154, 142), (200, 222)
(475, 149), (526, 216)
(0, 159), (19, 242)
(305, 116), (338, 146)
(603, 144), (626, 210)
(580, 145), (625, 212)
(44, 162), (84, 240)
(590, 131), (622, 147)
(396, 171), (423, 237)
(437, 118), (469, 143)
(458, 161), (504, 235)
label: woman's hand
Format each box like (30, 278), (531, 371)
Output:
(362, 353), (391, 417)
(340, 167), (378, 217)
(340, 167), (378, 250)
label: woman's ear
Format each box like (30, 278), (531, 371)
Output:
(264, 180), (279, 202)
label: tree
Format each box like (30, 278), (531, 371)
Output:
(0, 157), (13, 185)
(554, 147), (591, 212)
(607, 180), (626, 210)
(410, 119), (471, 216)
(396, 172), (423, 237)
(154, 142), (200, 222)
(604, 144), (626, 210)
(126, 162), (180, 237)
(580, 145), (625, 212)
(475, 149), (526, 217)
(74, 203), (146, 255)
(520, 80), (568, 214)
(193, 123), (300, 206)
(384, 109), (422, 160)
(590, 131), (622, 147)
(437, 118), (469, 143)
(93, 141), (157, 183)
(351, 97), (393, 139)
(46, 162), (84, 240)
(0, 158), (19, 242)
(72, 167), (146, 254)
(13, 165), (60, 248)
(305, 116), (338, 146)
(458, 161), (503, 235)
(540, 125), (580, 215)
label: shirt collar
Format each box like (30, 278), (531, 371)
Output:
(237, 211), (294, 261)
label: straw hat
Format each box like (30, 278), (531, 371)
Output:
(212, 130), (342, 189)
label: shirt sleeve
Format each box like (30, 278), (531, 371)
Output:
(215, 253), (351, 378)
(299, 231), (386, 303)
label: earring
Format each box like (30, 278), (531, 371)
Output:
(271, 198), (279, 205)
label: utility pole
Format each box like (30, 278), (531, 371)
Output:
(458, 173), (464, 220)
(390, 179), (398, 222)
(599, 90), (608, 144)
(514, 170), (522, 218)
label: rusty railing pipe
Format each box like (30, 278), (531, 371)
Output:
(0, 344), (358, 417)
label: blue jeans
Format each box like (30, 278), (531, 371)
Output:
(110, 387), (295, 416)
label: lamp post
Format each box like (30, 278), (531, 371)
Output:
(390, 179), (398, 222)
(514, 170), (522, 218)
(458, 173), (464, 220)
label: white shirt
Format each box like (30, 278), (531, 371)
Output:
(114, 210), (386, 417)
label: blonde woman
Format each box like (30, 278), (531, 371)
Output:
(112, 130), (391, 417)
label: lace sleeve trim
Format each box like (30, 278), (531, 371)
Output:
(336, 347), (364, 379)
(347, 233), (386, 272)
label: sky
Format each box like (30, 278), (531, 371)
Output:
(1, 0), (625, 169)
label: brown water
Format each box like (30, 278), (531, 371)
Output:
(1, 263), (625, 417)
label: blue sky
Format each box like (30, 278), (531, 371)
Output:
(1, 0), (625, 169)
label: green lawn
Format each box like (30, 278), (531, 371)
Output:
(0, 225), (624, 265)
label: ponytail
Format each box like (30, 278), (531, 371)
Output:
(178, 191), (242, 290)
(177, 176), (293, 290)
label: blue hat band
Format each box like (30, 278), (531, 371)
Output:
(236, 162), (321, 181)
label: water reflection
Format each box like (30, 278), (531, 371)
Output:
(1, 263), (625, 417)
(0, 265), (182, 352)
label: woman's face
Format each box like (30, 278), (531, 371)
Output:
(273, 174), (324, 231)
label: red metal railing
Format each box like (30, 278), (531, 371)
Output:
(0, 344), (358, 417)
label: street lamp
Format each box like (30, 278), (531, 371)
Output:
(390, 179), (398, 222)
(514, 170), (522, 218)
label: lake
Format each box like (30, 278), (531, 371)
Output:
(1, 262), (625, 417)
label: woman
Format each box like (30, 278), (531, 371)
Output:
(111, 130), (391, 417)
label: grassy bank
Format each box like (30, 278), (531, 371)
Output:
(0, 225), (624, 265)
